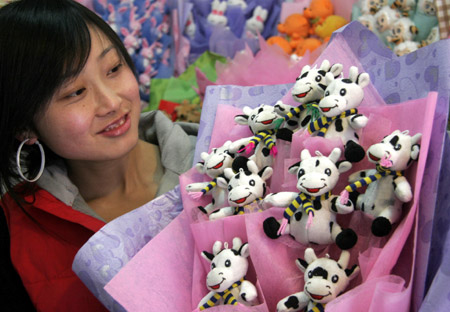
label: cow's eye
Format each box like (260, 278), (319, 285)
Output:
(308, 271), (313, 278)
(251, 115), (255, 120)
(315, 75), (322, 82)
(325, 168), (332, 176)
(394, 144), (401, 151)
(332, 275), (339, 283)
(225, 260), (231, 267)
(249, 179), (255, 186)
(340, 88), (347, 96)
(298, 169), (305, 178)
(325, 91), (330, 96)
(211, 263), (216, 269)
(228, 185), (232, 191)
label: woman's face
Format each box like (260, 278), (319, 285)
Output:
(35, 29), (141, 162)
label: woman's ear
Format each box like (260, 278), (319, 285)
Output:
(15, 131), (38, 145)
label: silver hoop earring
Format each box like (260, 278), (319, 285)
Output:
(16, 139), (45, 182)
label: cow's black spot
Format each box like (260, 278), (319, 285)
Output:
(294, 211), (303, 221)
(212, 198), (215, 205)
(342, 78), (352, 84)
(287, 120), (298, 127)
(329, 221), (334, 233)
(335, 119), (344, 132)
(285, 296), (300, 309)
(361, 203), (365, 211)
(360, 171), (366, 178)
(313, 200), (322, 211)
(355, 132), (359, 139)
(262, 148), (270, 157)
(330, 197), (338, 212)
(301, 115), (312, 127)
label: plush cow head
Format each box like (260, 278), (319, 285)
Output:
(296, 248), (359, 304)
(235, 104), (281, 134)
(217, 158), (273, 207)
(291, 60), (343, 104)
(289, 148), (352, 197)
(367, 130), (422, 171)
(196, 141), (235, 179)
(201, 237), (250, 293)
(318, 66), (370, 118)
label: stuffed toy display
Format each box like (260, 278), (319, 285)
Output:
(274, 60), (343, 131)
(339, 130), (422, 237)
(263, 148), (358, 250)
(209, 157), (273, 220)
(229, 104), (292, 169)
(186, 141), (235, 216)
(354, 0), (439, 55)
(308, 66), (370, 163)
(276, 248), (360, 312)
(198, 237), (258, 310)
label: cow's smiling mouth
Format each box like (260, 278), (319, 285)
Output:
(320, 104), (338, 113)
(233, 193), (252, 204)
(207, 156), (226, 170)
(209, 278), (225, 290)
(294, 87), (312, 98)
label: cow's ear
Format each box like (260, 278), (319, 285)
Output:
(258, 166), (273, 181)
(411, 144), (420, 161)
(234, 115), (249, 125)
(295, 258), (308, 272)
(356, 73), (370, 88)
(202, 251), (214, 262)
(288, 161), (301, 174)
(216, 176), (228, 189)
(329, 63), (343, 78)
(195, 162), (205, 173)
(336, 160), (352, 173)
(345, 264), (360, 281)
(238, 242), (250, 258)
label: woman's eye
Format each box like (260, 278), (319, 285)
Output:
(108, 63), (123, 75)
(66, 88), (86, 98)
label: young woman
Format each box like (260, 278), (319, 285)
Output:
(0, 0), (197, 310)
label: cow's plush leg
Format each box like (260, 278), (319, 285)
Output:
(344, 140), (365, 163)
(331, 223), (358, 250)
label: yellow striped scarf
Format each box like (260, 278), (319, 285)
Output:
(250, 130), (276, 150)
(345, 165), (403, 193)
(283, 192), (331, 220)
(308, 109), (358, 137)
(199, 278), (244, 310)
(201, 178), (218, 195)
(308, 302), (326, 312)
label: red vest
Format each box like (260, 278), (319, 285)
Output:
(1, 187), (108, 311)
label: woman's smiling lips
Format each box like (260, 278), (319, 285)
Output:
(98, 113), (131, 137)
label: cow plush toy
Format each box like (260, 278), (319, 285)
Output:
(309, 66), (370, 163)
(198, 237), (258, 310)
(276, 248), (359, 312)
(209, 157), (272, 220)
(263, 148), (358, 250)
(274, 60), (343, 130)
(229, 104), (292, 169)
(339, 130), (422, 237)
(186, 141), (235, 216)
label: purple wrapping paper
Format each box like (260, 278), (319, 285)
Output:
(72, 187), (183, 311)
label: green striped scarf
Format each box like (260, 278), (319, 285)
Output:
(308, 109), (358, 137)
(199, 278), (244, 310)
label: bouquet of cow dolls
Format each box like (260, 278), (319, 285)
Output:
(184, 59), (428, 311)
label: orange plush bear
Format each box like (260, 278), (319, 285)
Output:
(267, 36), (293, 54)
(303, 0), (334, 26)
(277, 13), (311, 48)
(293, 37), (322, 57)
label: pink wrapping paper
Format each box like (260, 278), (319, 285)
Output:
(105, 89), (437, 311)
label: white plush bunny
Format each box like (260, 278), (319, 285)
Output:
(245, 5), (268, 34)
(208, 0), (228, 26)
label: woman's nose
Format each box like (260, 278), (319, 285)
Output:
(94, 82), (121, 116)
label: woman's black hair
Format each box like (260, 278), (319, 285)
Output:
(0, 0), (136, 205)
